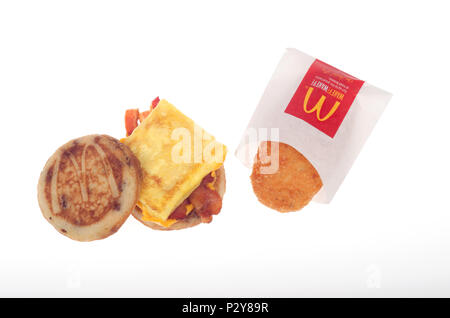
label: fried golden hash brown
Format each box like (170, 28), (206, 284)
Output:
(250, 141), (322, 212)
(37, 135), (142, 241)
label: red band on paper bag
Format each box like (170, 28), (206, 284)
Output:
(284, 59), (364, 138)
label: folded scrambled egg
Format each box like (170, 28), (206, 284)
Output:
(124, 99), (227, 223)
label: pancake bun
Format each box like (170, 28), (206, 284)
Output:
(37, 134), (142, 241)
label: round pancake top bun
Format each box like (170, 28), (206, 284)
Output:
(37, 134), (142, 242)
(251, 141), (322, 212)
(132, 165), (226, 231)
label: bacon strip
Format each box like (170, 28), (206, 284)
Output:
(139, 110), (150, 122)
(125, 109), (139, 136)
(167, 172), (222, 223)
(188, 184), (222, 223)
(168, 199), (190, 220)
(151, 96), (160, 110)
(200, 172), (215, 186)
(124, 97), (160, 136)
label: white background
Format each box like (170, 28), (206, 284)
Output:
(0, 0), (449, 297)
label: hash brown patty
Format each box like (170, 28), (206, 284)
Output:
(251, 141), (322, 212)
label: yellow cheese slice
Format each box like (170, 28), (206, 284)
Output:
(185, 203), (194, 216)
(138, 201), (178, 227)
(207, 170), (216, 191)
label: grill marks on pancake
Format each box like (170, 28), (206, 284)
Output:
(91, 140), (120, 199)
(50, 158), (61, 214)
(113, 200), (121, 211)
(46, 137), (125, 226)
(67, 151), (88, 202)
(60, 194), (68, 209)
(45, 163), (55, 213)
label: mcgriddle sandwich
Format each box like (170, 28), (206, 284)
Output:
(37, 97), (227, 241)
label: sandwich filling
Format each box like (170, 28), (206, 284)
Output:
(123, 98), (226, 227)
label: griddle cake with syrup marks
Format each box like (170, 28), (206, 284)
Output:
(37, 135), (142, 241)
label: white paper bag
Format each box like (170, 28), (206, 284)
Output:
(235, 48), (392, 203)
